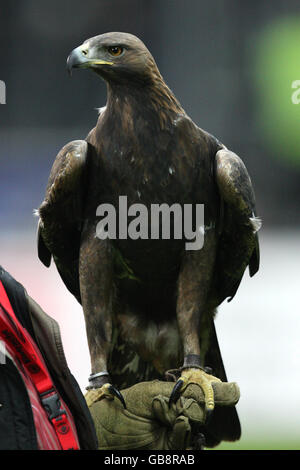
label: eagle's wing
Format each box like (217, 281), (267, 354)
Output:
(214, 148), (261, 305)
(37, 140), (91, 303)
(195, 147), (259, 446)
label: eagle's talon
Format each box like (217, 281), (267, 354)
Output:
(108, 384), (127, 409)
(205, 408), (213, 424)
(85, 382), (126, 409)
(168, 378), (184, 408)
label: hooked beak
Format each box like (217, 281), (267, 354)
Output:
(66, 44), (114, 76)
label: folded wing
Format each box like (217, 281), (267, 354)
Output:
(37, 140), (91, 302)
(214, 148), (261, 305)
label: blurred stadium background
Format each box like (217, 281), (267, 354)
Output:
(1, 0), (300, 450)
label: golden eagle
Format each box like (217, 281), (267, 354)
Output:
(37, 32), (260, 447)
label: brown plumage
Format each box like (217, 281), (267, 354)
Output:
(37, 32), (260, 447)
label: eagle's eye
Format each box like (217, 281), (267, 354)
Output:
(108, 46), (123, 57)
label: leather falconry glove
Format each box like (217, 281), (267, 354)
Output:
(87, 379), (240, 450)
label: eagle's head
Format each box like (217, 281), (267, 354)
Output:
(67, 32), (159, 85)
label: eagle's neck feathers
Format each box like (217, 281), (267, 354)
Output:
(105, 71), (184, 132)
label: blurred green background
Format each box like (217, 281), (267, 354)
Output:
(254, 16), (300, 167)
(1, 0), (300, 451)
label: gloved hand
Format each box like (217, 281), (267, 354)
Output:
(88, 379), (240, 450)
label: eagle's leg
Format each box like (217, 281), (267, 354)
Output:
(169, 231), (221, 416)
(79, 232), (125, 408)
